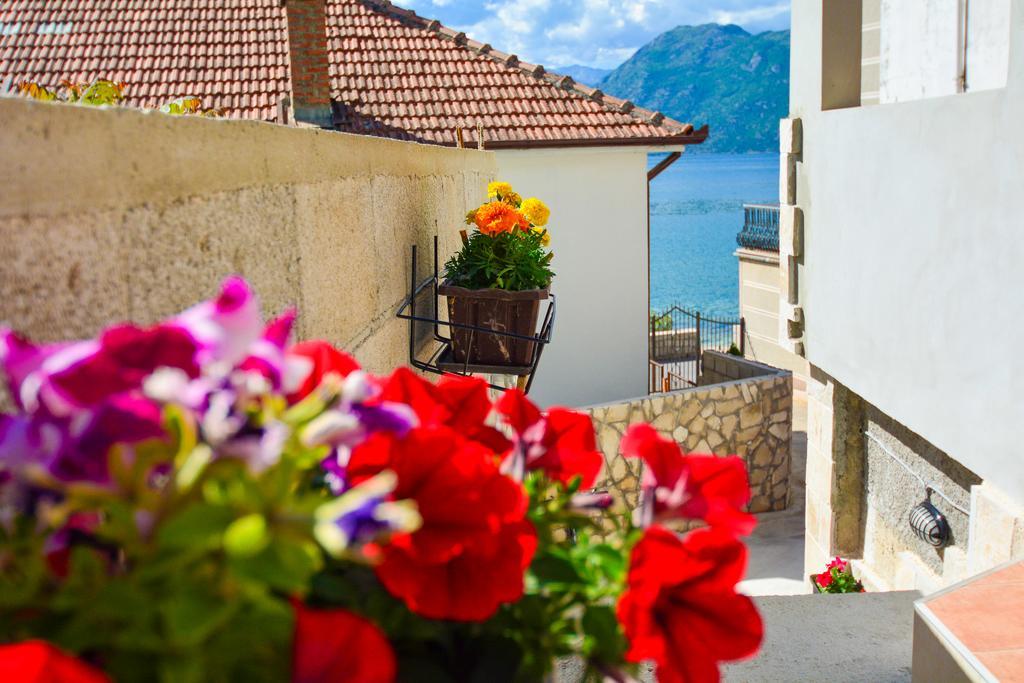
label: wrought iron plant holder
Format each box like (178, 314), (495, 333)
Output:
(395, 237), (556, 394)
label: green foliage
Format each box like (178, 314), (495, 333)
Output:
(0, 404), (334, 681)
(728, 343), (743, 356)
(651, 311), (673, 332)
(17, 80), (221, 116)
(815, 562), (865, 594)
(160, 96), (223, 117)
(599, 24), (790, 153)
(18, 79), (126, 106)
(444, 230), (554, 292)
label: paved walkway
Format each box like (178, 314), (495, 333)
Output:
(723, 591), (919, 682)
(738, 389), (809, 597)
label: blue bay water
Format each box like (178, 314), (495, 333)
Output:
(648, 152), (779, 320)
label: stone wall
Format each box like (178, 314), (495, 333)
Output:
(585, 351), (793, 514)
(805, 366), (1024, 594)
(0, 96), (495, 377)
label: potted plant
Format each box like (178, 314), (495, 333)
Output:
(811, 557), (866, 593)
(441, 181), (554, 366)
(0, 278), (765, 682)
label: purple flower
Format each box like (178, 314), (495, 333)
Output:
(47, 395), (166, 484)
(313, 471), (421, 557)
(1, 325), (198, 418)
(174, 276), (263, 369)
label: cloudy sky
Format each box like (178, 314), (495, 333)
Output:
(400, 0), (790, 69)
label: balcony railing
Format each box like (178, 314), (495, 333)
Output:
(736, 203), (780, 252)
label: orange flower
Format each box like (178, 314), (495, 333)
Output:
(474, 202), (524, 236)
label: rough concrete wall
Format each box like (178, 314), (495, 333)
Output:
(805, 366), (1024, 594)
(585, 364), (792, 516)
(862, 406), (979, 585)
(0, 97), (495, 375)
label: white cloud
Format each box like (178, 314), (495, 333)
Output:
(712, 3), (789, 27)
(435, 0), (790, 69)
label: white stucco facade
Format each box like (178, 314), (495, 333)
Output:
(791, 0), (1024, 499)
(494, 147), (654, 407)
(879, 0), (1011, 103)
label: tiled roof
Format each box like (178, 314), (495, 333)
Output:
(0, 1), (291, 121)
(0, 0), (706, 148)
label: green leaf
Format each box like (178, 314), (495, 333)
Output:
(582, 604), (626, 662)
(176, 444), (213, 491)
(230, 537), (321, 593)
(530, 550), (583, 586)
(223, 513), (270, 558)
(161, 589), (238, 646)
(158, 503), (235, 550)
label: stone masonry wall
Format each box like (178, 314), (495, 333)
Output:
(0, 96), (495, 379)
(585, 352), (793, 515)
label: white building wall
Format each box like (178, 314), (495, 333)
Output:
(880, 0), (1012, 103)
(494, 147), (650, 407)
(790, 0), (1024, 501)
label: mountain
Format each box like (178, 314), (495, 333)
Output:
(555, 64), (612, 87)
(599, 24), (789, 153)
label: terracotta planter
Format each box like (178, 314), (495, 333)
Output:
(439, 282), (548, 367)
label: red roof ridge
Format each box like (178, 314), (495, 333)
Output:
(361, 0), (696, 138)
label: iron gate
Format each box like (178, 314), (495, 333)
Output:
(649, 306), (745, 392)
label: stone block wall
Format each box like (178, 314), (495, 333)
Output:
(585, 352), (792, 515)
(736, 247), (810, 383)
(0, 97), (494, 379)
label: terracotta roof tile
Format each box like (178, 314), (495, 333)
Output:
(0, 0), (705, 148)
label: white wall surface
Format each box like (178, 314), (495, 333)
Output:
(880, 0), (1011, 103)
(494, 147), (650, 407)
(791, 0), (1024, 501)
(966, 0), (1013, 92)
(880, 0), (960, 102)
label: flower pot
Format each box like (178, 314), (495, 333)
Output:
(439, 282), (548, 367)
(810, 574), (823, 593)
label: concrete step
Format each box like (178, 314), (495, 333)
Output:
(724, 591), (920, 682)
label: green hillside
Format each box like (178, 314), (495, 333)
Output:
(599, 24), (789, 153)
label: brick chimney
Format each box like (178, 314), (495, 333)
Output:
(283, 0), (333, 127)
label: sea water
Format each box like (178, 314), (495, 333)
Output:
(648, 152), (780, 320)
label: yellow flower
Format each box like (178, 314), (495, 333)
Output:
(532, 227), (551, 246)
(465, 209), (478, 225)
(487, 181), (514, 199)
(520, 198), (550, 227)
(501, 191), (523, 207)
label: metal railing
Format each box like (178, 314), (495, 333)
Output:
(736, 203), (780, 252)
(649, 305), (745, 392)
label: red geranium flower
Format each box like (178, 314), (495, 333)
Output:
(617, 526), (763, 683)
(826, 556), (847, 572)
(291, 602), (395, 683)
(347, 425), (536, 621)
(0, 641), (110, 682)
(493, 389), (603, 489)
(621, 424), (754, 535)
(816, 570), (834, 589)
(377, 368), (508, 452)
(286, 340), (362, 403)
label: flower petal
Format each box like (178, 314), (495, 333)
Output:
(291, 603), (395, 683)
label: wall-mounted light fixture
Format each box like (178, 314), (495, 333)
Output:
(909, 489), (951, 548)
